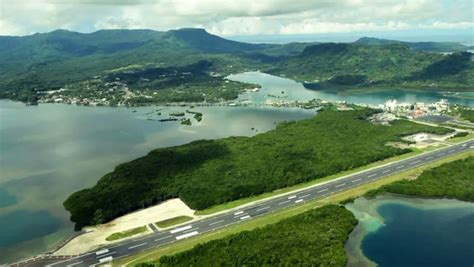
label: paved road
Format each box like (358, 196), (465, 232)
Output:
(46, 139), (474, 267)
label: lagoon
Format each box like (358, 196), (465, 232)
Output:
(346, 196), (474, 267)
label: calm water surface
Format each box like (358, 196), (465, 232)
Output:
(0, 100), (315, 263)
(229, 72), (474, 106)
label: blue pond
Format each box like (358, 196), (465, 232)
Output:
(362, 203), (474, 267)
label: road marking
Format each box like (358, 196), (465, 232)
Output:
(382, 169), (391, 174)
(470, 146), (474, 149)
(335, 183), (346, 188)
(170, 225), (192, 234)
(426, 156), (433, 160)
(278, 200), (291, 205)
(128, 242), (147, 250)
(67, 261), (83, 267)
(368, 173), (376, 178)
(155, 235), (172, 242)
(352, 178), (362, 183)
(287, 195), (296, 199)
(209, 220), (225, 226)
(439, 153), (445, 156)
(176, 231), (199, 240)
(396, 165), (404, 169)
(295, 199), (304, 203)
(299, 194), (311, 198)
(318, 188), (328, 193)
(409, 160), (421, 165)
(234, 211), (244, 215)
(99, 256), (113, 263)
(95, 249), (109, 255)
(256, 206), (270, 212)
(97, 252), (116, 258)
(240, 215), (251, 220)
(183, 228), (198, 233)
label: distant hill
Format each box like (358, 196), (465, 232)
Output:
(267, 42), (473, 90)
(1, 29), (473, 103)
(355, 37), (472, 52)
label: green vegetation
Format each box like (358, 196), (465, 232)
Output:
(155, 216), (193, 228)
(355, 37), (473, 52)
(105, 226), (148, 241)
(269, 43), (473, 91)
(366, 156), (474, 202)
(138, 205), (357, 267)
(460, 108), (474, 123)
(186, 110), (203, 122)
(64, 109), (453, 229)
(180, 118), (191, 126)
(1, 28), (473, 104)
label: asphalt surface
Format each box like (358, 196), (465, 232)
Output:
(46, 139), (474, 267)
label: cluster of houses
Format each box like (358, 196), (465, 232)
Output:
(380, 99), (450, 118)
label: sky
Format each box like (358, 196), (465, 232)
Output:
(0, 0), (473, 43)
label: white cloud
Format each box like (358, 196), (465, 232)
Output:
(0, 0), (472, 36)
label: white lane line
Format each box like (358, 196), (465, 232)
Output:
(278, 200), (291, 205)
(99, 256), (113, 263)
(299, 194), (311, 198)
(97, 252), (116, 258)
(382, 169), (391, 174)
(183, 228), (198, 234)
(95, 249), (109, 255)
(209, 220), (225, 226)
(176, 231), (199, 240)
(170, 225), (192, 234)
(128, 242), (147, 250)
(426, 156), (433, 160)
(318, 188), (328, 193)
(335, 183), (346, 188)
(234, 211), (244, 216)
(240, 215), (251, 220)
(352, 178), (362, 183)
(295, 199), (304, 203)
(439, 152), (445, 156)
(368, 173), (376, 178)
(155, 235), (172, 242)
(287, 195), (297, 199)
(67, 261), (83, 267)
(256, 206), (270, 212)
(396, 165), (404, 169)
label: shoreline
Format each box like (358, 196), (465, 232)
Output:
(344, 194), (474, 266)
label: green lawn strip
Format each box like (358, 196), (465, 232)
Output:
(446, 132), (474, 144)
(155, 216), (193, 228)
(113, 149), (473, 266)
(105, 226), (149, 242)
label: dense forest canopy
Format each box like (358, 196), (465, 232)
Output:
(137, 205), (357, 267)
(366, 156), (474, 202)
(64, 109), (453, 229)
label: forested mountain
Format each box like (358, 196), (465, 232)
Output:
(269, 42), (474, 90)
(1, 28), (473, 104)
(355, 37), (473, 52)
(64, 108), (452, 229)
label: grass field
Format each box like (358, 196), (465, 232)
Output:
(113, 147), (473, 266)
(155, 216), (193, 228)
(105, 226), (149, 242)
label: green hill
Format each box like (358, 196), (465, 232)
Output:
(355, 37), (472, 52)
(268, 42), (473, 90)
(63, 109), (452, 229)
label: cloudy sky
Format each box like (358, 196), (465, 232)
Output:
(1, 0), (473, 40)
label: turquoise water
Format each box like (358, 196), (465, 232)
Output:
(0, 100), (315, 263)
(1, 71), (473, 263)
(228, 71), (474, 107)
(363, 203), (474, 267)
